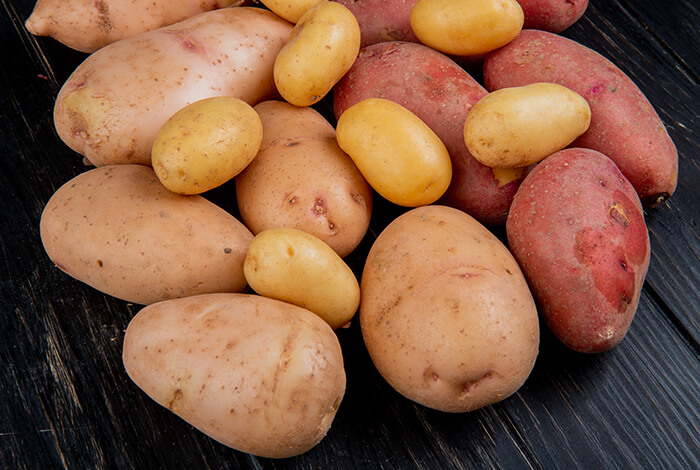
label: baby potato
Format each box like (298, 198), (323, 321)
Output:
(464, 83), (591, 168)
(151, 97), (263, 195)
(244, 228), (360, 329)
(259, 0), (327, 23)
(274, 1), (361, 106)
(336, 98), (452, 207)
(410, 0), (524, 56)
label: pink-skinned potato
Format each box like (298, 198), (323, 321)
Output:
(506, 148), (650, 353)
(334, 41), (530, 226)
(484, 29), (678, 206)
(517, 0), (588, 33)
(53, 7), (292, 167)
(334, 0), (420, 48)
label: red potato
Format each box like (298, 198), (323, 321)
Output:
(25, 0), (247, 53)
(334, 0), (420, 48)
(53, 7), (292, 167)
(484, 29), (678, 206)
(517, 0), (588, 33)
(334, 41), (529, 227)
(506, 148), (650, 353)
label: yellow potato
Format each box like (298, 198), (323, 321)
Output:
(259, 0), (327, 23)
(123, 293), (346, 458)
(244, 228), (360, 329)
(151, 97), (263, 194)
(274, 2), (361, 106)
(410, 0), (524, 56)
(335, 97), (452, 207)
(464, 83), (591, 168)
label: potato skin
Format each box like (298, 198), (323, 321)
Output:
(39, 165), (253, 305)
(484, 29), (678, 206)
(335, 0), (420, 48)
(235, 101), (372, 258)
(122, 293), (346, 458)
(360, 205), (539, 412)
(517, 0), (588, 33)
(53, 8), (292, 167)
(334, 41), (530, 226)
(506, 148), (650, 353)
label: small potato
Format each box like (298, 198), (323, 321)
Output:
(335, 98), (452, 207)
(274, 1), (361, 106)
(152, 97), (262, 194)
(464, 83), (591, 168)
(244, 228), (360, 329)
(410, 0), (524, 56)
(335, 0), (420, 48)
(259, 0), (327, 23)
(123, 293), (346, 458)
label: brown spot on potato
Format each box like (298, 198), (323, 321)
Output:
(168, 389), (183, 411)
(609, 201), (630, 227)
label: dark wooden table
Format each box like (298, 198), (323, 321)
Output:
(2, 1), (698, 468)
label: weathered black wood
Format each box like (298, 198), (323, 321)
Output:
(1, 0), (698, 469)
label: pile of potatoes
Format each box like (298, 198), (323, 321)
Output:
(31, 0), (677, 459)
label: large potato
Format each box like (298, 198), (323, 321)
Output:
(334, 41), (530, 226)
(507, 148), (650, 353)
(334, 0), (420, 48)
(360, 205), (539, 412)
(517, 0), (589, 33)
(235, 101), (372, 258)
(40, 165), (253, 305)
(53, 7), (292, 167)
(123, 293), (346, 458)
(484, 29), (678, 206)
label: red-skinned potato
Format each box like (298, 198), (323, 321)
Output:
(506, 148), (650, 353)
(334, 0), (420, 48)
(334, 41), (530, 226)
(484, 29), (678, 206)
(517, 0), (588, 33)
(53, 7), (292, 167)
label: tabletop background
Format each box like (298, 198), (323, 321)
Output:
(1, 0), (698, 468)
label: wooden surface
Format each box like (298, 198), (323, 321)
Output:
(1, 0), (698, 468)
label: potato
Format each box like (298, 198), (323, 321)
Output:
(39, 165), (253, 305)
(484, 29), (678, 206)
(25, 0), (246, 53)
(53, 7), (292, 167)
(506, 148), (650, 353)
(518, 0), (589, 33)
(235, 101), (372, 258)
(334, 41), (529, 226)
(123, 293), (346, 458)
(464, 83), (591, 168)
(335, 98), (452, 207)
(360, 205), (539, 412)
(259, 0), (326, 23)
(274, 1), (360, 106)
(244, 228), (360, 329)
(410, 0), (524, 56)
(151, 96), (262, 195)
(334, 0), (420, 48)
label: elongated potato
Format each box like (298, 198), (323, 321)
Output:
(123, 293), (346, 458)
(507, 148), (650, 353)
(25, 0), (246, 53)
(484, 29), (678, 206)
(40, 165), (253, 305)
(53, 7), (292, 167)
(259, 0), (326, 23)
(334, 41), (529, 226)
(236, 101), (372, 258)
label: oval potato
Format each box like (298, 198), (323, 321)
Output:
(259, 0), (326, 23)
(123, 293), (346, 458)
(244, 228), (360, 329)
(40, 165), (253, 305)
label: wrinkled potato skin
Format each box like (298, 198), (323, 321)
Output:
(484, 30), (678, 206)
(244, 228), (360, 329)
(236, 101), (372, 258)
(25, 0), (246, 53)
(152, 97), (263, 194)
(335, 0), (420, 48)
(123, 293), (346, 458)
(517, 0), (589, 33)
(336, 98), (452, 207)
(410, 0), (524, 56)
(361, 205), (539, 412)
(53, 8), (292, 167)
(506, 148), (650, 353)
(464, 83), (591, 168)
(39, 165), (252, 305)
(334, 41), (529, 226)
(274, 2), (361, 106)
